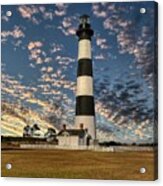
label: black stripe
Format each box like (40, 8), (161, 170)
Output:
(78, 36), (92, 41)
(77, 59), (93, 77)
(76, 29), (94, 41)
(76, 96), (95, 115)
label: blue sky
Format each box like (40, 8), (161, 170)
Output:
(1, 2), (157, 143)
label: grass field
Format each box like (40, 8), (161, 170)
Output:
(1, 149), (157, 180)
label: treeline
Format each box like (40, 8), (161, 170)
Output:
(1, 136), (46, 143)
(99, 141), (158, 147)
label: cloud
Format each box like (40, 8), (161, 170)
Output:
(1, 73), (65, 113)
(116, 26), (155, 85)
(62, 17), (72, 28)
(18, 5), (60, 24)
(94, 73), (153, 140)
(1, 15), (10, 22)
(13, 40), (23, 48)
(65, 27), (76, 35)
(2, 3), (155, 143)
(101, 3), (155, 85)
(50, 43), (63, 54)
(41, 66), (53, 73)
(18, 5), (38, 19)
(27, 41), (52, 65)
(27, 98), (49, 107)
(1, 26), (25, 43)
(29, 63), (35, 68)
(44, 12), (54, 20)
(55, 3), (68, 16)
(92, 3), (107, 18)
(55, 55), (75, 65)
(94, 54), (105, 60)
(1, 73), (36, 102)
(58, 15), (77, 36)
(18, 5), (40, 24)
(38, 67), (76, 94)
(58, 26), (76, 36)
(96, 37), (108, 49)
(27, 41), (43, 64)
(44, 57), (52, 63)
(28, 41), (43, 50)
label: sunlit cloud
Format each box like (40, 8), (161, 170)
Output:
(27, 41), (52, 65)
(1, 26), (25, 43)
(18, 5), (40, 24)
(41, 66), (53, 73)
(28, 41), (43, 50)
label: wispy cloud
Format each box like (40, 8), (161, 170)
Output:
(1, 13), (10, 22)
(50, 43), (63, 54)
(94, 54), (106, 60)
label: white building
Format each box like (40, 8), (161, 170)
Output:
(57, 124), (92, 148)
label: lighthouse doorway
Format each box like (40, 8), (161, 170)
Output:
(86, 135), (91, 146)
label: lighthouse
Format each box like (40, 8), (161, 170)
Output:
(75, 15), (96, 140)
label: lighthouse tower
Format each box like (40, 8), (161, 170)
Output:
(75, 15), (96, 140)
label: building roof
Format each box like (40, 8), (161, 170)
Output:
(58, 129), (86, 137)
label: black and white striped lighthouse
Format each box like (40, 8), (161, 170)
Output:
(75, 15), (96, 140)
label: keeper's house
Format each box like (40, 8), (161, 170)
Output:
(57, 124), (92, 148)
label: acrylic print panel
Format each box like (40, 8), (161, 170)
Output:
(1, 1), (158, 180)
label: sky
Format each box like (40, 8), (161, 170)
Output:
(1, 1), (157, 143)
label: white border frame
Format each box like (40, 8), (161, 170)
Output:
(0, 0), (162, 185)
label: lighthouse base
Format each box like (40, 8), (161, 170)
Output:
(75, 115), (96, 140)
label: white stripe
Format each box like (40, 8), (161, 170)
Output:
(78, 39), (91, 60)
(75, 116), (96, 139)
(76, 76), (93, 96)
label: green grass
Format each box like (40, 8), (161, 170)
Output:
(1, 149), (157, 180)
